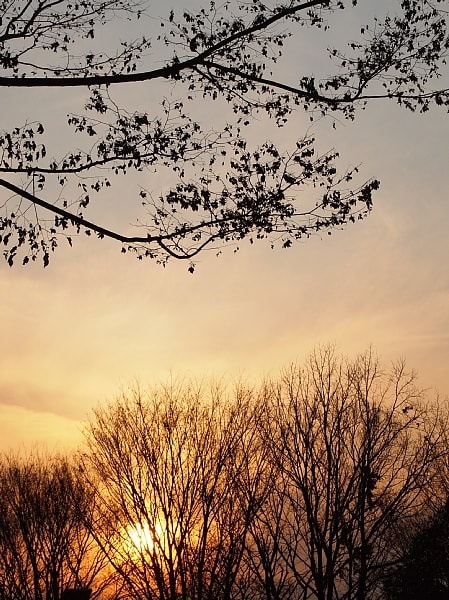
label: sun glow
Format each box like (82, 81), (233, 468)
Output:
(127, 521), (165, 554)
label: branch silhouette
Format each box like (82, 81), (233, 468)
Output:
(0, 0), (446, 267)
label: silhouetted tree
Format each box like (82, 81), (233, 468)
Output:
(82, 382), (273, 600)
(0, 451), (110, 600)
(0, 1), (447, 267)
(383, 500), (449, 600)
(254, 347), (447, 600)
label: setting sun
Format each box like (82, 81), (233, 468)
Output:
(127, 521), (165, 555)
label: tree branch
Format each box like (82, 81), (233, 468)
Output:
(0, 0), (330, 88)
(0, 177), (150, 245)
(200, 60), (337, 104)
(0, 177), (228, 260)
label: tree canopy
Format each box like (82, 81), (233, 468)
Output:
(0, 0), (447, 268)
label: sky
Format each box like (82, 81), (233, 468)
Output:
(0, 0), (448, 452)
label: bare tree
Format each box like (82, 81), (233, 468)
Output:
(82, 381), (272, 600)
(0, 451), (110, 600)
(0, 1), (447, 267)
(255, 347), (447, 600)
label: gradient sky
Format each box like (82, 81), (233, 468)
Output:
(0, 1), (448, 451)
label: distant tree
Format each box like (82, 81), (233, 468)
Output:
(383, 500), (449, 600)
(253, 347), (448, 600)
(0, 0), (448, 268)
(82, 382), (272, 600)
(0, 451), (110, 600)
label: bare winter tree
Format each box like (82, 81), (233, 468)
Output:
(0, 1), (447, 268)
(254, 347), (448, 600)
(0, 451), (111, 600)
(82, 382), (273, 600)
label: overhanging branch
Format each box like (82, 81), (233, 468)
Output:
(0, 177), (150, 244)
(0, 177), (227, 260)
(0, 0), (330, 88)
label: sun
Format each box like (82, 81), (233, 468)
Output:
(127, 521), (164, 554)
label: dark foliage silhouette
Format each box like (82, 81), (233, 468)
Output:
(383, 500), (449, 600)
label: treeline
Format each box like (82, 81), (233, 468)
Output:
(1, 347), (449, 600)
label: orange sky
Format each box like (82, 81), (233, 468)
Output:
(0, 1), (448, 451)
